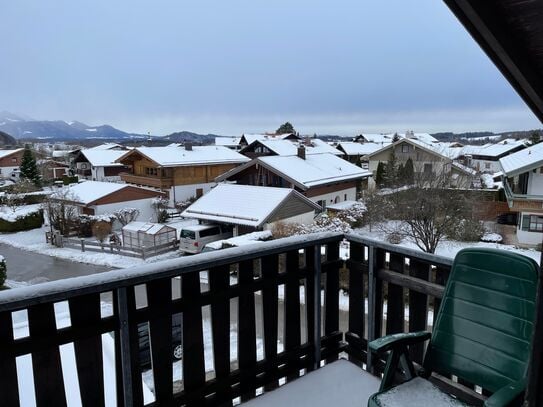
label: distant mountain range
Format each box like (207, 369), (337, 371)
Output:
(0, 111), (218, 143)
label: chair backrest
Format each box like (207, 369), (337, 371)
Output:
(423, 248), (539, 392)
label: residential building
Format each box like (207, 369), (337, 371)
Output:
(37, 159), (70, 180)
(364, 138), (474, 189)
(116, 143), (250, 204)
(0, 148), (24, 179)
(216, 149), (372, 207)
(181, 183), (320, 235)
(240, 138), (341, 159)
(72, 149), (129, 181)
(499, 142), (543, 246)
(55, 180), (165, 220)
(459, 139), (527, 173)
(335, 142), (383, 166)
(238, 133), (300, 148)
(214, 136), (242, 150)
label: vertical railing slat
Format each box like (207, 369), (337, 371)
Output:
(348, 242), (365, 340)
(386, 253), (405, 335)
(182, 271), (206, 406)
(70, 293), (105, 407)
(237, 260), (257, 401)
(0, 311), (19, 406)
(284, 250), (301, 381)
(262, 254), (279, 390)
(324, 241), (340, 363)
(408, 259), (430, 364)
(28, 303), (67, 407)
(116, 286), (143, 407)
(147, 278), (174, 404)
(209, 265), (232, 405)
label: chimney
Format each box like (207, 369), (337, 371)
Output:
(185, 142), (193, 151)
(297, 145), (306, 160)
(304, 136), (312, 146)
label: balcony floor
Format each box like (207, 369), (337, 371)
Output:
(242, 359), (380, 407)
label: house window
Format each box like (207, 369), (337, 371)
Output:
(529, 215), (543, 232)
(423, 163), (432, 174)
(145, 167), (158, 176)
(81, 163), (87, 169)
(485, 162), (491, 169)
(401, 144), (409, 153)
(11, 158), (17, 163)
(344, 194), (347, 201)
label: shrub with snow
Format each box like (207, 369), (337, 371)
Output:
(480, 233), (503, 243)
(0, 256), (6, 287)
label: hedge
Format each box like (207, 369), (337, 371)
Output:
(0, 210), (44, 233)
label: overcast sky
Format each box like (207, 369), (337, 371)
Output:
(1, 0), (540, 136)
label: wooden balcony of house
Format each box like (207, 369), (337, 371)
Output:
(0, 232), (541, 407)
(120, 172), (174, 189)
(503, 178), (543, 212)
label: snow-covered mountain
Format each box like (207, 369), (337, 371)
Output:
(0, 111), (148, 140)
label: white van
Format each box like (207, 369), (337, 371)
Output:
(179, 224), (233, 254)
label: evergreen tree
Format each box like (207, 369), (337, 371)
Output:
(385, 151), (397, 187)
(397, 163), (405, 184)
(529, 131), (541, 145)
(20, 145), (41, 186)
(404, 157), (415, 185)
(375, 161), (385, 188)
(276, 122), (295, 134)
(392, 132), (400, 142)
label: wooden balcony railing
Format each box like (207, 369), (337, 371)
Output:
(120, 172), (174, 189)
(0, 232), (539, 406)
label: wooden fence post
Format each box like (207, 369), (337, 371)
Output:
(80, 239), (85, 252)
(141, 246), (146, 260)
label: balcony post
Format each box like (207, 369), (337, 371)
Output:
(312, 244), (322, 370)
(366, 245), (376, 373)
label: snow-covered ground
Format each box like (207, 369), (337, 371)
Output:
(0, 226), (180, 269)
(351, 224), (541, 264)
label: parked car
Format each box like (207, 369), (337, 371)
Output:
(179, 224), (233, 254)
(138, 313), (183, 369)
(201, 230), (273, 253)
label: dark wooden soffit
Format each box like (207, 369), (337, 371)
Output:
(444, 0), (543, 123)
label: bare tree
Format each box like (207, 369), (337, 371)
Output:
(383, 169), (479, 253)
(41, 190), (80, 236)
(113, 207), (140, 226)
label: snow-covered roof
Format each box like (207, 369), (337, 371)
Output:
(258, 153), (371, 188)
(215, 136), (241, 147)
(499, 142), (543, 175)
(459, 140), (526, 158)
(451, 161), (477, 176)
(117, 146), (249, 167)
(336, 142), (384, 156)
(242, 139), (341, 156)
(356, 132), (438, 144)
(88, 143), (126, 150)
(182, 184), (319, 227)
(80, 149), (127, 167)
(0, 148), (23, 159)
(241, 133), (298, 145)
(366, 138), (453, 161)
(54, 181), (159, 205)
(52, 150), (70, 158)
(356, 133), (393, 143)
(122, 221), (174, 235)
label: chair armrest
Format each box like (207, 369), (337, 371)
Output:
(484, 379), (526, 407)
(369, 331), (431, 354)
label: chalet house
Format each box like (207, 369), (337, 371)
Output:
(116, 144), (250, 204)
(365, 138), (474, 189)
(499, 142), (543, 246)
(37, 159), (69, 180)
(459, 139), (527, 173)
(54, 181), (165, 220)
(215, 137), (242, 150)
(238, 133), (300, 148)
(0, 148), (24, 179)
(240, 138), (341, 159)
(353, 131), (438, 144)
(181, 184), (320, 235)
(335, 142), (383, 167)
(216, 149), (372, 208)
(72, 149), (129, 182)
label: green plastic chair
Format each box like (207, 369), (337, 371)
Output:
(367, 248), (539, 407)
